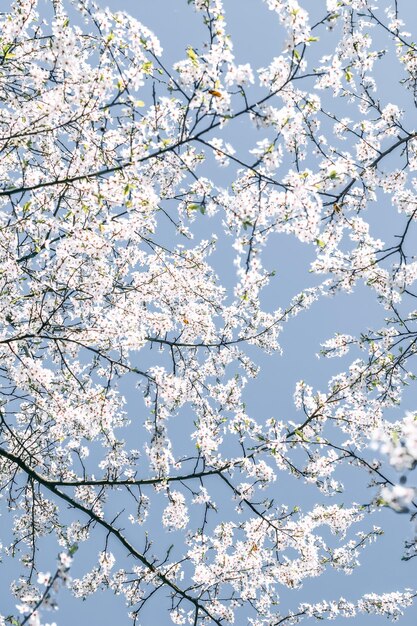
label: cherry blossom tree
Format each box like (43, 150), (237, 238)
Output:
(1, 0), (417, 624)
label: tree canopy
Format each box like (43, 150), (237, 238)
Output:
(1, 0), (417, 625)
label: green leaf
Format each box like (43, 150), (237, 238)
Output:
(294, 429), (309, 442)
(142, 61), (153, 74)
(188, 203), (205, 214)
(2, 44), (15, 59)
(187, 46), (199, 67)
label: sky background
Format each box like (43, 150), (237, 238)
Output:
(2, 0), (417, 624)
